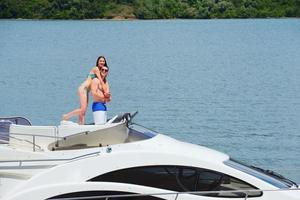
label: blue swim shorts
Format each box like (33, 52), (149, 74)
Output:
(92, 102), (107, 112)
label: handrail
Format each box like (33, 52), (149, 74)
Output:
(10, 132), (64, 139)
(8, 129), (90, 152)
(9, 126), (59, 151)
(6, 134), (43, 151)
(48, 187), (300, 200)
(8, 121), (127, 151)
(0, 150), (101, 169)
(9, 121), (126, 140)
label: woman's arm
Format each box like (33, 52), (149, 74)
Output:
(92, 67), (105, 88)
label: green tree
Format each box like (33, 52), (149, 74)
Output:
(1, 0), (300, 19)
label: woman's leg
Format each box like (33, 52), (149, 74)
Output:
(62, 87), (87, 124)
(62, 108), (81, 121)
(78, 89), (88, 125)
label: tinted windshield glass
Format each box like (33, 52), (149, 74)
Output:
(89, 165), (262, 197)
(129, 124), (158, 138)
(224, 159), (290, 189)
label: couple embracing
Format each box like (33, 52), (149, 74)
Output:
(63, 56), (111, 125)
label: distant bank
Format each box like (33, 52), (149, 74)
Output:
(1, 0), (300, 20)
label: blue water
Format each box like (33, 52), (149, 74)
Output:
(0, 19), (300, 182)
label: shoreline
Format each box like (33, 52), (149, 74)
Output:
(0, 17), (299, 21)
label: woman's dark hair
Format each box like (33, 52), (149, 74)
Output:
(97, 57), (109, 83)
(96, 56), (108, 69)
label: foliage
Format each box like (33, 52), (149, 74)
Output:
(0, 0), (299, 19)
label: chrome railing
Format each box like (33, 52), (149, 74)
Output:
(11, 134), (44, 151)
(0, 150), (101, 169)
(9, 129), (63, 151)
(8, 131), (86, 151)
(48, 187), (300, 200)
(9, 130), (94, 152)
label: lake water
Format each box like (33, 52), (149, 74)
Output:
(0, 19), (300, 182)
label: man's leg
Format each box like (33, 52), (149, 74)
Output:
(93, 111), (107, 125)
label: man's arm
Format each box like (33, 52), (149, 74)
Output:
(104, 83), (111, 102)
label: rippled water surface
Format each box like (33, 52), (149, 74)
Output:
(0, 19), (299, 182)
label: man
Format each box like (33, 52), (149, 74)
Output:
(91, 66), (111, 125)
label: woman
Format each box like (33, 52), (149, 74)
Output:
(91, 65), (111, 125)
(62, 56), (108, 124)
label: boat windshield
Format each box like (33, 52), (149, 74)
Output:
(128, 123), (158, 139)
(224, 159), (297, 189)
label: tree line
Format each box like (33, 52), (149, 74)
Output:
(1, 0), (299, 19)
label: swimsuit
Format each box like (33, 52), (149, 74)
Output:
(79, 73), (96, 94)
(92, 102), (107, 125)
(92, 102), (107, 112)
(87, 74), (97, 79)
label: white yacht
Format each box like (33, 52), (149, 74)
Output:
(0, 113), (299, 200)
